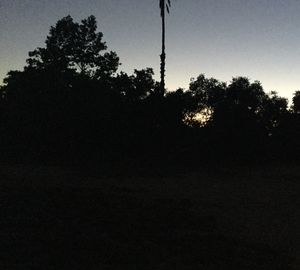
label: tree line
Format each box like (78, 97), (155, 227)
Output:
(0, 15), (300, 168)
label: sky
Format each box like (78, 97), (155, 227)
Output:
(1, 0), (300, 101)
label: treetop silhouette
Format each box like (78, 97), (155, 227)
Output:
(26, 15), (119, 79)
(0, 14), (299, 166)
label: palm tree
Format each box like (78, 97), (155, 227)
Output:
(159, 0), (171, 94)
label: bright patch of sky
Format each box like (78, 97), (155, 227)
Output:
(1, 0), (300, 101)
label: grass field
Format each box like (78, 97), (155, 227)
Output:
(0, 163), (299, 269)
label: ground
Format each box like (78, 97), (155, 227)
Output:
(0, 163), (299, 269)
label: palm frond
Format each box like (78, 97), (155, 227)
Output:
(166, 0), (171, 14)
(160, 0), (171, 17)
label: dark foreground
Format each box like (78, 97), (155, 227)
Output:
(0, 164), (299, 269)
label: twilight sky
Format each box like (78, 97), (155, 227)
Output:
(1, 0), (300, 100)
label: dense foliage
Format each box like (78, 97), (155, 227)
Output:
(0, 15), (299, 167)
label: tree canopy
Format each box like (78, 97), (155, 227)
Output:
(0, 15), (299, 167)
(26, 15), (119, 79)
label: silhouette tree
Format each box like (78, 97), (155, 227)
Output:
(260, 91), (288, 134)
(0, 15), (123, 161)
(187, 74), (226, 126)
(2, 14), (300, 165)
(292, 90), (300, 114)
(159, 0), (171, 94)
(115, 68), (156, 101)
(26, 15), (119, 79)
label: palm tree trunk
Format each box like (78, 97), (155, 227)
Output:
(160, 0), (166, 95)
